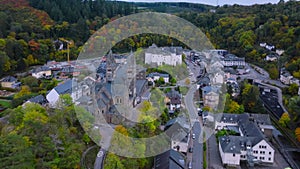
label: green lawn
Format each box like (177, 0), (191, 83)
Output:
(0, 99), (11, 108)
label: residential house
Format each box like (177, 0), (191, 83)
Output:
(61, 66), (80, 77)
(275, 49), (284, 56)
(154, 149), (185, 169)
(201, 86), (220, 110)
(165, 90), (182, 113)
(280, 71), (293, 85)
(260, 43), (267, 48)
(265, 54), (278, 62)
(164, 117), (190, 153)
(32, 66), (52, 79)
(221, 54), (246, 67)
(216, 113), (275, 167)
(145, 44), (182, 66)
(147, 72), (170, 83)
(0, 76), (21, 89)
(290, 78), (300, 86)
(266, 44), (275, 51)
(46, 79), (84, 107)
(24, 95), (48, 106)
(197, 75), (210, 88)
(212, 72), (224, 84)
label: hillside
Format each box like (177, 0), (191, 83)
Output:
(0, 0), (299, 80)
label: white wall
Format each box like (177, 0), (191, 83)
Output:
(32, 70), (52, 79)
(215, 121), (238, 130)
(46, 89), (60, 107)
(219, 143), (241, 166)
(252, 140), (275, 163)
(145, 53), (182, 66)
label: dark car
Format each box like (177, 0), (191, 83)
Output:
(198, 109), (203, 116)
(188, 147), (193, 153)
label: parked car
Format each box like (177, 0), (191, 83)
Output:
(188, 147), (193, 153)
(192, 133), (195, 139)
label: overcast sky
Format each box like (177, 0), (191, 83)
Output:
(118, 0), (281, 6)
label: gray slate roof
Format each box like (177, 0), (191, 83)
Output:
(218, 113), (271, 154)
(33, 66), (51, 73)
(1, 76), (17, 82)
(154, 149), (185, 169)
(219, 136), (262, 154)
(27, 95), (47, 105)
(54, 80), (73, 94)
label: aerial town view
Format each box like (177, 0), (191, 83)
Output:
(0, 0), (300, 169)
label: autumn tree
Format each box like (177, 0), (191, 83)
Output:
(295, 127), (300, 142)
(279, 112), (291, 128)
(14, 85), (31, 99)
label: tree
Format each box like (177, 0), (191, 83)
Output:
(170, 77), (177, 85)
(14, 85), (31, 99)
(104, 153), (125, 169)
(288, 83), (299, 95)
(185, 78), (190, 85)
(279, 112), (291, 128)
(21, 76), (39, 88)
(0, 134), (35, 168)
(241, 82), (264, 113)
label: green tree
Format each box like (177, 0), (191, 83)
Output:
(288, 83), (299, 95)
(21, 76), (39, 88)
(104, 153), (126, 169)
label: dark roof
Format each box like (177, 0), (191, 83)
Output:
(33, 66), (51, 73)
(54, 80), (73, 94)
(219, 136), (263, 154)
(198, 76), (210, 85)
(165, 117), (189, 142)
(27, 95), (47, 104)
(147, 72), (169, 78)
(218, 113), (266, 144)
(166, 90), (181, 105)
(136, 80), (147, 96)
(154, 149), (185, 169)
(202, 86), (219, 95)
(1, 76), (17, 82)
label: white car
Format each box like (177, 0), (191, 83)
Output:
(192, 133), (195, 139)
(97, 151), (104, 157)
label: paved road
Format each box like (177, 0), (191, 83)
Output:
(94, 149), (106, 169)
(240, 64), (287, 88)
(184, 63), (203, 169)
(192, 121), (203, 169)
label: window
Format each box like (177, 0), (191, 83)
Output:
(233, 154), (235, 157)
(269, 152), (271, 155)
(269, 158), (271, 161)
